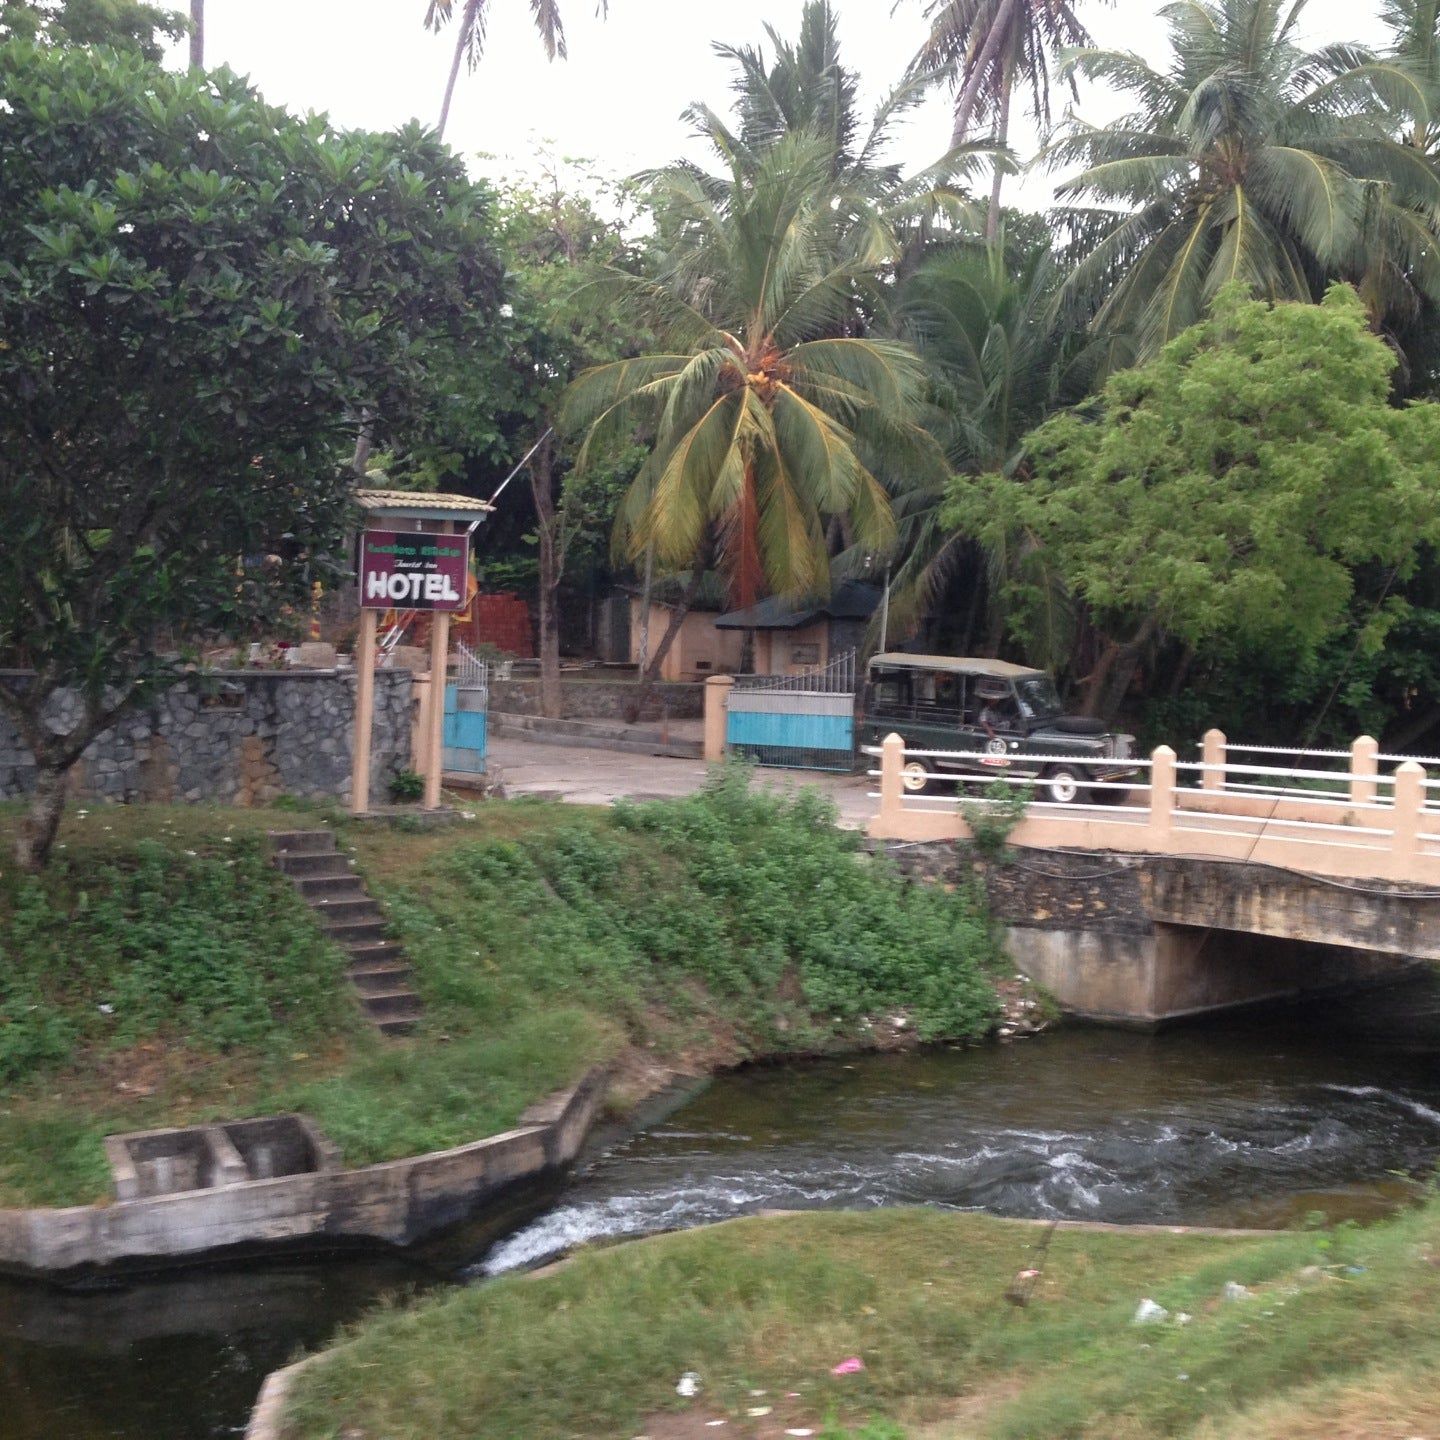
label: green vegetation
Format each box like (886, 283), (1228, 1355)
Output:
(0, 777), (1000, 1206)
(277, 1198), (1440, 1439)
(0, 38), (507, 870)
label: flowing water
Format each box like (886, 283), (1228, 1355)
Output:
(4, 973), (1440, 1438)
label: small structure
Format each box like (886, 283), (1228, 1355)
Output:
(714, 580), (879, 677)
(351, 489), (492, 813)
(627, 573), (743, 681)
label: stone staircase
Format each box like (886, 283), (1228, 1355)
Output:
(270, 830), (422, 1037)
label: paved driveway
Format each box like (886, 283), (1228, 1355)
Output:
(487, 735), (876, 829)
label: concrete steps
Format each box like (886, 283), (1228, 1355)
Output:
(271, 831), (422, 1037)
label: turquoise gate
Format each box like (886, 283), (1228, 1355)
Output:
(725, 650), (856, 772)
(442, 643), (488, 776)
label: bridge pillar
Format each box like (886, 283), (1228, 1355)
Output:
(878, 732), (905, 825)
(1350, 735), (1379, 808)
(1200, 729), (1226, 792)
(1390, 761), (1426, 881)
(1149, 745), (1176, 841)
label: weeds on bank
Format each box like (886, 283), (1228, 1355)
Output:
(386, 764), (1000, 1056)
(281, 1200), (1440, 1440)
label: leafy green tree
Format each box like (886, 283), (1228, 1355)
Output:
(0, 0), (183, 56)
(1049, 0), (1440, 356)
(875, 239), (1094, 655)
(912, 0), (1098, 235)
(562, 132), (942, 686)
(947, 285), (1440, 717)
(0, 43), (506, 869)
(485, 162), (649, 715)
(426, 0), (609, 138)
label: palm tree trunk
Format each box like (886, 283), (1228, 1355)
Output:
(437, 0), (482, 140)
(735, 462), (763, 610)
(949, 0), (1020, 148)
(189, 0), (204, 68)
(985, 61), (1013, 242)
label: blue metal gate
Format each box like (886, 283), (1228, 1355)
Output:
(726, 650), (856, 771)
(442, 643), (488, 775)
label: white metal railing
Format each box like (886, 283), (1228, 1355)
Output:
(865, 728), (1440, 884)
(454, 640), (490, 696)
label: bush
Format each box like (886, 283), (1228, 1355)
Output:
(0, 835), (351, 1082)
(392, 765), (999, 1051)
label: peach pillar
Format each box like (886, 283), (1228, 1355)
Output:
(704, 675), (735, 763)
(1149, 745), (1176, 842)
(1200, 728), (1226, 792)
(1391, 761), (1426, 879)
(1350, 735), (1380, 808)
(349, 607), (378, 816)
(879, 732), (905, 825)
(424, 609), (451, 810)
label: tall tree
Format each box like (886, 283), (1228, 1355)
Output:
(426, 0), (610, 139)
(911, 0), (1098, 236)
(681, 0), (990, 272)
(947, 284), (1440, 717)
(869, 239), (1093, 655)
(0, 41), (506, 869)
(1049, 0), (1440, 357)
(0, 0), (184, 56)
(486, 162), (647, 717)
(562, 132), (942, 687)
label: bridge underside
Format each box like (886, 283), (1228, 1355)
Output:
(889, 845), (1436, 1027)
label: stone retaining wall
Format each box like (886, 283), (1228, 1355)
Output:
(490, 676), (704, 722)
(0, 670), (413, 806)
(0, 1069), (609, 1281)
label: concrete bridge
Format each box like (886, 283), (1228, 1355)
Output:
(868, 732), (1440, 1025)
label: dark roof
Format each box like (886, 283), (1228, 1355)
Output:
(715, 581), (881, 631)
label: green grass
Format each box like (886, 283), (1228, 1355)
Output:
(0, 769), (1001, 1206)
(278, 1202), (1440, 1440)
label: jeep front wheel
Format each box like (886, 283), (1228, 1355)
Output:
(1044, 765), (1085, 805)
(901, 760), (933, 794)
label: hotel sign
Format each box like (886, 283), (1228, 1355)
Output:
(359, 530), (469, 612)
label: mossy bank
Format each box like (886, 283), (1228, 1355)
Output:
(0, 768), (1007, 1209)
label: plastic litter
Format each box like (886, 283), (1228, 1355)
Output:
(1222, 1281), (1251, 1302)
(1133, 1299), (1169, 1324)
(676, 1372), (701, 1398)
(1175, 1312), (1193, 1326)
(785, 1431), (816, 1437)
(746, 1406), (773, 1418)
(831, 1357), (866, 1375)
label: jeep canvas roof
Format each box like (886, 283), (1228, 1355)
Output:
(867, 653), (1046, 679)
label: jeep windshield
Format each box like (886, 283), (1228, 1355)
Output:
(1014, 674), (1062, 721)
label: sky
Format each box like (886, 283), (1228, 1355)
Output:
(170, 1), (1391, 210)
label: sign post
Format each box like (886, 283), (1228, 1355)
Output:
(349, 497), (487, 815)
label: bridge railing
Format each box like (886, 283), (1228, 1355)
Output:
(864, 731), (1439, 887)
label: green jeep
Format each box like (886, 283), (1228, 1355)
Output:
(857, 654), (1138, 804)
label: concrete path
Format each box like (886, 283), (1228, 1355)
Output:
(485, 735), (876, 829)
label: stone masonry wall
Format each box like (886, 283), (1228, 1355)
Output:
(0, 670), (413, 807)
(878, 840), (1156, 934)
(489, 676), (704, 722)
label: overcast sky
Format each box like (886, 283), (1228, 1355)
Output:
(170, 1), (1392, 210)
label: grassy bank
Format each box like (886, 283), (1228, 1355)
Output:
(0, 770), (1002, 1207)
(278, 1200), (1440, 1440)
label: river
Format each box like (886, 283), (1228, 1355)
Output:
(4, 973), (1440, 1438)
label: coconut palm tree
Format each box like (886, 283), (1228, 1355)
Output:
(859, 239), (1098, 658)
(1049, 0), (1440, 356)
(562, 133), (942, 683)
(912, 0), (1099, 237)
(426, 0), (609, 139)
(676, 1), (994, 275)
